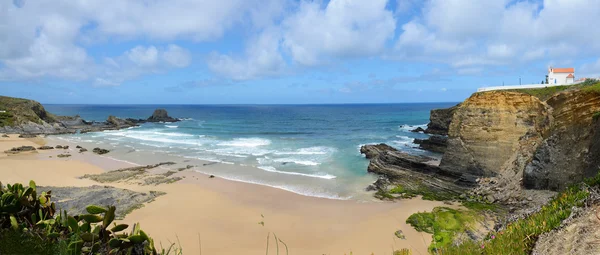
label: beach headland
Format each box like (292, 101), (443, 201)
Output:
(0, 134), (449, 254)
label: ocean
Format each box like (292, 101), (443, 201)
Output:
(44, 103), (456, 200)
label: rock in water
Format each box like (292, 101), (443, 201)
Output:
(411, 127), (426, 133)
(147, 109), (178, 123)
(360, 143), (397, 159)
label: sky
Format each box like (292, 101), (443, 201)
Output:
(1, 0), (600, 104)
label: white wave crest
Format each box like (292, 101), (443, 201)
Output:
(258, 166), (335, 179)
(217, 138), (271, 147)
(273, 146), (336, 155)
(273, 158), (320, 166)
(398, 124), (428, 132)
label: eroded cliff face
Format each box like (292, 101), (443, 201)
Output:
(523, 90), (600, 191)
(425, 105), (458, 135)
(440, 91), (551, 179)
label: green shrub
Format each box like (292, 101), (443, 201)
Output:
(406, 207), (479, 252)
(0, 111), (14, 126)
(0, 180), (171, 255)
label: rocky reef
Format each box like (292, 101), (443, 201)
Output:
(360, 144), (470, 197)
(0, 95), (180, 135)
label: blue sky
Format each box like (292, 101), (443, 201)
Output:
(1, 0), (600, 104)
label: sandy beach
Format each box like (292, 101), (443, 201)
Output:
(0, 134), (448, 254)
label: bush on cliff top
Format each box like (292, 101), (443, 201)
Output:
(0, 180), (179, 255)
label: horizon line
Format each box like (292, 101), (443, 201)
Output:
(41, 101), (460, 106)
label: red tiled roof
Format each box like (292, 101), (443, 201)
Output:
(567, 74), (574, 78)
(552, 68), (575, 73)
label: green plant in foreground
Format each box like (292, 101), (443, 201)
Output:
(0, 180), (165, 255)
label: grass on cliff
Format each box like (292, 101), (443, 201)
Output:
(0, 95), (57, 126)
(0, 111), (15, 126)
(508, 79), (600, 101)
(408, 173), (600, 254)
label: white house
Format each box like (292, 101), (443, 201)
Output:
(548, 67), (575, 85)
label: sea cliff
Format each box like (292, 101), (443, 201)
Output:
(361, 81), (600, 253)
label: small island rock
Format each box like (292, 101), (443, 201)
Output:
(147, 109), (178, 123)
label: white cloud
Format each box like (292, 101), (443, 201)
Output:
(0, 0), (284, 83)
(208, 0), (397, 80)
(126, 46), (159, 67)
(95, 44), (192, 86)
(394, 0), (600, 69)
(207, 29), (285, 80)
(162, 45), (192, 68)
(282, 0), (396, 65)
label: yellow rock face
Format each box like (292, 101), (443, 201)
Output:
(441, 91), (551, 177)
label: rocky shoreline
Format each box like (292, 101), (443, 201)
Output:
(0, 95), (180, 135)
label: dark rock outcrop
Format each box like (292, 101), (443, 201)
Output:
(410, 127), (426, 133)
(414, 135), (448, 153)
(79, 148), (88, 153)
(361, 144), (470, 195)
(424, 105), (458, 135)
(5, 146), (36, 153)
(147, 109), (178, 123)
(360, 143), (397, 159)
(37, 146), (54, 150)
(93, 148), (110, 155)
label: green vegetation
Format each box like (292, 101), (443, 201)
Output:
(461, 200), (499, 211)
(500, 79), (600, 101)
(393, 249), (412, 255)
(382, 184), (456, 201)
(0, 95), (58, 126)
(593, 111), (600, 120)
(0, 180), (178, 255)
(510, 85), (572, 101)
(406, 172), (600, 254)
(406, 207), (480, 252)
(0, 111), (14, 126)
(582, 80), (600, 94)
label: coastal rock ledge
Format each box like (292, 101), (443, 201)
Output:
(0, 95), (181, 135)
(360, 143), (471, 196)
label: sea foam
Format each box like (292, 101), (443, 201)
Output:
(258, 166), (336, 179)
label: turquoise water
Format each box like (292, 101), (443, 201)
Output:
(45, 103), (455, 200)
